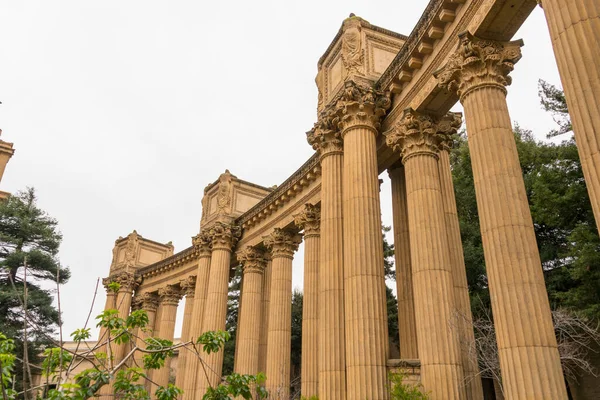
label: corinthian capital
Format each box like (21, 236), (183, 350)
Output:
(110, 271), (142, 292)
(158, 285), (183, 306)
(133, 292), (159, 312)
(237, 246), (267, 275)
(333, 80), (391, 134)
(293, 203), (321, 237)
(434, 32), (523, 100)
(437, 112), (462, 152)
(207, 222), (241, 251)
(263, 228), (302, 259)
(192, 231), (212, 257)
(180, 276), (197, 297)
(386, 109), (456, 162)
(307, 110), (343, 159)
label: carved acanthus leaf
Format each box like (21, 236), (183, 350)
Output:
(385, 109), (454, 162)
(293, 203), (321, 236)
(208, 222), (241, 250)
(437, 113), (462, 151)
(333, 81), (391, 134)
(180, 276), (197, 297)
(263, 228), (302, 259)
(434, 32), (523, 100)
(237, 246), (267, 275)
(158, 285), (183, 305)
(192, 231), (212, 255)
(307, 110), (343, 157)
(112, 271), (142, 292)
(132, 292), (159, 312)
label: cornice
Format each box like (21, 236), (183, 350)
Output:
(236, 154), (321, 229)
(136, 246), (197, 279)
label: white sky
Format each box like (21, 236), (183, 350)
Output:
(0, 1), (562, 338)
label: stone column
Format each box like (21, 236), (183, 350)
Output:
(258, 257), (272, 374)
(294, 204), (321, 398)
(386, 109), (466, 399)
(388, 165), (419, 360)
(196, 223), (240, 395)
(235, 247), (267, 378)
(98, 278), (116, 343)
(112, 272), (140, 364)
(130, 292), (159, 387)
(263, 228), (302, 400)
(151, 285), (183, 394)
(307, 114), (347, 399)
(182, 233), (212, 400)
(175, 276), (196, 390)
(336, 81), (390, 400)
(437, 117), (483, 400)
(435, 32), (567, 399)
(540, 0), (600, 231)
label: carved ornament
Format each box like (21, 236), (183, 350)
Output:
(434, 32), (523, 101)
(217, 170), (235, 215)
(293, 203), (321, 237)
(180, 276), (197, 297)
(386, 109), (457, 162)
(192, 231), (212, 257)
(133, 292), (159, 313)
(306, 110), (343, 158)
(332, 80), (391, 134)
(237, 246), (267, 275)
(341, 16), (364, 76)
(158, 285), (183, 306)
(123, 231), (140, 269)
(208, 222), (241, 250)
(263, 228), (302, 259)
(108, 271), (142, 292)
(437, 113), (462, 152)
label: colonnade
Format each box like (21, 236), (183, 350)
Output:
(96, 1), (600, 398)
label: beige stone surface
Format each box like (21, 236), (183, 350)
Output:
(181, 234), (212, 400)
(541, 0), (600, 232)
(294, 204), (321, 398)
(439, 123), (483, 400)
(0, 129), (15, 198)
(386, 109), (466, 400)
(234, 246), (267, 377)
(263, 228), (301, 400)
(196, 223), (240, 396)
(388, 165), (418, 360)
(307, 116), (347, 400)
(258, 258), (272, 375)
(436, 32), (567, 399)
(338, 82), (390, 400)
(174, 276), (195, 390)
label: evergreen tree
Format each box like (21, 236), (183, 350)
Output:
(0, 187), (70, 392)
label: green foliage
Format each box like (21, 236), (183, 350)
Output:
(0, 332), (17, 399)
(70, 328), (91, 342)
(155, 384), (183, 400)
(41, 347), (73, 380)
(197, 330), (230, 355)
(0, 188), (69, 391)
(107, 281), (121, 293)
(203, 372), (267, 400)
(388, 372), (429, 400)
(113, 367), (149, 399)
(538, 79), (571, 138)
(143, 337), (175, 370)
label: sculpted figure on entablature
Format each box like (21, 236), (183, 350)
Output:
(263, 228), (302, 259)
(293, 203), (321, 237)
(123, 230), (140, 269)
(237, 246), (267, 275)
(217, 170), (235, 215)
(341, 15), (364, 76)
(385, 108), (460, 162)
(434, 32), (523, 100)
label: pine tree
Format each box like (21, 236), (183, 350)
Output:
(0, 187), (70, 393)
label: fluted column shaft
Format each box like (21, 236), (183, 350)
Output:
(342, 120), (389, 400)
(463, 85), (567, 399)
(388, 165), (419, 360)
(439, 148), (483, 399)
(113, 278), (137, 364)
(541, 0), (600, 231)
(235, 248), (266, 376)
(175, 277), (196, 390)
(435, 33), (568, 398)
(264, 229), (301, 400)
(258, 259), (272, 374)
(197, 245), (234, 393)
(151, 286), (182, 394)
(130, 293), (158, 389)
(182, 242), (212, 400)
(294, 204), (321, 398)
(98, 284), (116, 343)
(307, 124), (346, 400)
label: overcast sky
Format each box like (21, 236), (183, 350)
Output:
(0, 1), (563, 338)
